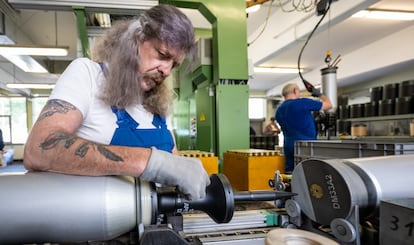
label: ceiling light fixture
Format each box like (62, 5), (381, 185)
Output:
(0, 36), (68, 73)
(246, 5), (261, 13)
(2, 54), (48, 73)
(352, 9), (414, 21)
(6, 83), (55, 89)
(2, 54), (49, 73)
(246, 0), (271, 13)
(0, 45), (68, 56)
(254, 67), (304, 74)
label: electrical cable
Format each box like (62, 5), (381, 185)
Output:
(248, 0), (317, 46)
(278, 0), (315, 13)
(248, 0), (275, 46)
(297, 0), (332, 90)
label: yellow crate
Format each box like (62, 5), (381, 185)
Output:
(223, 149), (285, 191)
(198, 156), (219, 176)
(179, 150), (219, 176)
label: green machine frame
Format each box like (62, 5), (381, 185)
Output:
(162, 0), (250, 161)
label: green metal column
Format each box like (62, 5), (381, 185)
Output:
(163, 0), (250, 160)
(161, 0), (248, 82)
(216, 84), (249, 155)
(194, 66), (215, 152)
(73, 7), (89, 58)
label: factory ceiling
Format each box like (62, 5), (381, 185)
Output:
(0, 0), (413, 97)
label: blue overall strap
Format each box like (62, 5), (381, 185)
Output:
(109, 107), (174, 152)
(152, 114), (167, 128)
(111, 106), (139, 129)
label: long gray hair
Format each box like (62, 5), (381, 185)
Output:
(92, 4), (195, 117)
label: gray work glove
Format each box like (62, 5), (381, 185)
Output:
(140, 147), (211, 201)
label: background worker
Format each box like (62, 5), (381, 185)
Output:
(263, 117), (281, 136)
(275, 83), (332, 172)
(23, 4), (210, 201)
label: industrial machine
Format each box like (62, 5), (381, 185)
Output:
(0, 172), (294, 244)
(2, 154), (413, 244)
(286, 154), (414, 245)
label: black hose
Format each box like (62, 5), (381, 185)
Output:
(297, 0), (333, 88)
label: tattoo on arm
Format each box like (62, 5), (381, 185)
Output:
(75, 142), (90, 158)
(40, 131), (70, 150)
(38, 99), (77, 121)
(98, 145), (123, 162)
(40, 131), (124, 162)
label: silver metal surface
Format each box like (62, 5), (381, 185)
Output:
(183, 210), (270, 234)
(291, 154), (414, 226)
(321, 66), (338, 112)
(330, 218), (357, 243)
(189, 227), (271, 245)
(0, 172), (137, 244)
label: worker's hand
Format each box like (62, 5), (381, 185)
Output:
(140, 147), (211, 201)
(303, 80), (321, 97)
(310, 87), (321, 97)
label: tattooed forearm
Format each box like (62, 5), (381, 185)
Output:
(98, 145), (124, 162)
(75, 142), (90, 157)
(64, 137), (76, 149)
(38, 99), (77, 121)
(40, 131), (71, 150)
(41, 131), (124, 162)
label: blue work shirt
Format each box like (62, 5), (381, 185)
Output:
(275, 98), (322, 172)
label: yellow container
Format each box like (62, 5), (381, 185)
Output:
(179, 150), (219, 176)
(223, 149), (285, 191)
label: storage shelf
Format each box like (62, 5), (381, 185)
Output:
(341, 114), (414, 122)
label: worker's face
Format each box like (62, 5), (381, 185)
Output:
(138, 39), (185, 91)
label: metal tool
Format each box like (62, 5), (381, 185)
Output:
(0, 172), (295, 244)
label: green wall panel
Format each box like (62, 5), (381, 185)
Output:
(216, 84), (249, 158)
(173, 100), (191, 150)
(195, 82), (215, 153)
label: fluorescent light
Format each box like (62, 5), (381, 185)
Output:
(352, 10), (414, 21)
(0, 45), (68, 56)
(7, 83), (55, 89)
(1, 54), (48, 73)
(246, 5), (261, 13)
(0, 35), (53, 73)
(254, 67), (303, 74)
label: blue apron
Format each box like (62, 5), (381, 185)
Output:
(109, 106), (174, 153)
(99, 62), (174, 153)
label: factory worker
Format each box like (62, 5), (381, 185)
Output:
(23, 4), (210, 201)
(275, 83), (332, 172)
(263, 117), (280, 136)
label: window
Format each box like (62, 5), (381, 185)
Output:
(0, 97), (27, 144)
(248, 98), (265, 119)
(0, 97), (48, 144)
(32, 97), (48, 123)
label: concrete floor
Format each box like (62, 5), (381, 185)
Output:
(0, 161), (27, 174)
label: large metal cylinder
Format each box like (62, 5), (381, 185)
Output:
(291, 155), (414, 226)
(0, 172), (137, 244)
(321, 66), (337, 112)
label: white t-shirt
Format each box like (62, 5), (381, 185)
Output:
(49, 58), (173, 144)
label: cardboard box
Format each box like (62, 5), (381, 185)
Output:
(223, 149), (285, 191)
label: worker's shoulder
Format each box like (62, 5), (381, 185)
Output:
(69, 57), (99, 68)
(61, 58), (101, 77)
